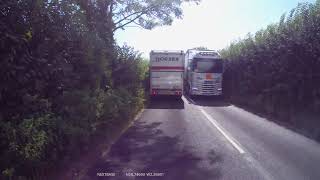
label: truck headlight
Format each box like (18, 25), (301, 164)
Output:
(192, 87), (198, 90)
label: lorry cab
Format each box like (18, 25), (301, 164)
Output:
(185, 49), (223, 96)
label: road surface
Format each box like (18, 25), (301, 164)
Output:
(85, 96), (320, 180)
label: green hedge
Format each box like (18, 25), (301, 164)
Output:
(0, 0), (148, 178)
(221, 1), (320, 129)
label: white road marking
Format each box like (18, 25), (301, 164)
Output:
(199, 107), (245, 154)
(182, 96), (276, 179)
(182, 96), (245, 154)
(182, 96), (245, 153)
(185, 96), (196, 104)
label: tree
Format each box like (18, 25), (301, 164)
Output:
(0, 0), (200, 178)
(221, 1), (320, 124)
(112, 0), (200, 32)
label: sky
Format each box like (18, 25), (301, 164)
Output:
(114, 0), (316, 58)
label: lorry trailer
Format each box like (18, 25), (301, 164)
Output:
(149, 50), (185, 98)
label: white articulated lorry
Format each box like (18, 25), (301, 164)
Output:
(185, 49), (223, 96)
(149, 50), (185, 98)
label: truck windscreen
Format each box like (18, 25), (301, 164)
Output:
(192, 58), (223, 73)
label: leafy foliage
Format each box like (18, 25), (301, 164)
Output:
(220, 1), (320, 121)
(0, 0), (159, 178)
(112, 0), (200, 31)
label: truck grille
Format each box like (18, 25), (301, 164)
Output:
(196, 80), (221, 95)
(202, 81), (214, 94)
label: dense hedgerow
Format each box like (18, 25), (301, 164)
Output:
(221, 1), (320, 122)
(0, 0), (148, 178)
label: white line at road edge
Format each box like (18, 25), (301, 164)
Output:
(182, 96), (245, 154)
(199, 107), (245, 154)
(183, 97), (276, 179)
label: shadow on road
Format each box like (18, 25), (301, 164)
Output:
(185, 95), (231, 107)
(86, 120), (222, 180)
(147, 96), (184, 109)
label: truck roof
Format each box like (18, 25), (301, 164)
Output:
(150, 50), (184, 54)
(186, 49), (220, 59)
(186, 49), (219, 54)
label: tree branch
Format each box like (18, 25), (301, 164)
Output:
(132, 20), (140, 26)
(113, 12), (146, 32)
(114, 9), (146, 25)
(113, 3), (159, 27)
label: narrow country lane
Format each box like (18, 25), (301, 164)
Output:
(84, 96), (320, 180)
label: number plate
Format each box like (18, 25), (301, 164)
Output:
(158, 90), (175, 95)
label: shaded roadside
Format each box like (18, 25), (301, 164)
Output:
(55, 110), (145, 180)
(187, 94), (320, 143)
(85, 119), (222, 180)
(231, 95), (320, 142)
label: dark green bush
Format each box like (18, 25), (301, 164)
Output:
(0, 0), (148, 178)
(221, 1), (320, 121)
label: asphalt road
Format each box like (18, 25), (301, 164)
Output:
(86, 96), (320, 180)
